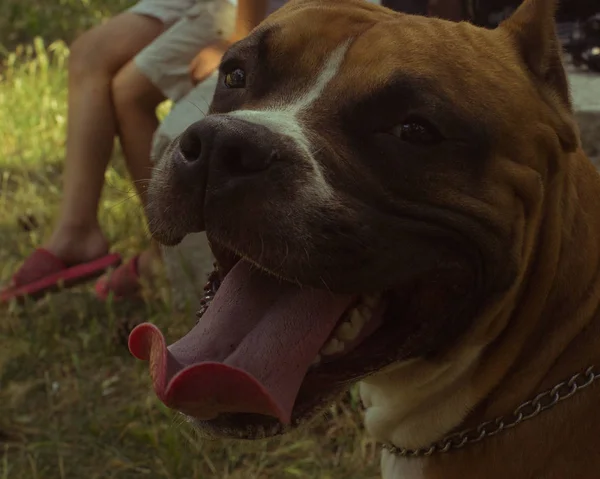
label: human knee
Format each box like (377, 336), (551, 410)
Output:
(112, 64), (162, 115)
(69, 27), (114, 80)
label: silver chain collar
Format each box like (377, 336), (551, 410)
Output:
(383, 365), (600, 458)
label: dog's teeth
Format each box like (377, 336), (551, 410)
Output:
(321, 338), (345, 356)
(363, 293), (380, 309)
(336, 309), (365, 341)
(350, 308), (366, 325)
(358, 304), (373, 323)
(336, 322), (358, 342)
(318, 293), (382, 359)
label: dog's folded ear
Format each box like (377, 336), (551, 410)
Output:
(500, 0), (568, 108)
(500, 0), (578, 152)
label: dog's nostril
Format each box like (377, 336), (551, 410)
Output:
(269, 150), (280, 163)
(179, 129), (202, 163)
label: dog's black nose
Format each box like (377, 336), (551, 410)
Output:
(176, 115), (279, 181)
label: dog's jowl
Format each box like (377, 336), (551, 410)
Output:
(130, 0), (600, 477)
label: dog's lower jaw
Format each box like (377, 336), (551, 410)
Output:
(359, 344), (483, 453)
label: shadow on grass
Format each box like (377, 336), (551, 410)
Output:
(0, 286), (381, 479)
(0, 215), (381, 479)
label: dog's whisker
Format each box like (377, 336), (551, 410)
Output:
(105, 192), (143, 211)
(311, 145), (326, 157)
(258, 233), (265, 264)
(319, 276), (333, 293)
(103, 177), (138, 195)
(104, 184), (135, 195)
(184, 99), (207, 117)
(131, 179), (152, 186)
(197, 95), (211, 111)
(276, 241), (290, 271)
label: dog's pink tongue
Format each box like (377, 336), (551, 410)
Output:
(129, 260), (353, 425)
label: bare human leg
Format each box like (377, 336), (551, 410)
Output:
(111, 62), (168, 280)
(45, 12), (165, 266)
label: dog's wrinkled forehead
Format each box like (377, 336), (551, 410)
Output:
(213, 0), (538, 139)
(214, 0), (391, 109)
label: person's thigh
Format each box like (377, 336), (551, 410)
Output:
(69, 12), (164, 77)
(68, 0), (198, 76)
(112, 60), (166, 109)
(134, 0), (236, 103)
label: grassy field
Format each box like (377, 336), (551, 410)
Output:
(0, 2), (380, 478)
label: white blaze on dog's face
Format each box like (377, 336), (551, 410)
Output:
(135, 0), (578, 450)
(227, 39), (353, 200)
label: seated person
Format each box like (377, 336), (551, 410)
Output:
(1, 0), (273, 303)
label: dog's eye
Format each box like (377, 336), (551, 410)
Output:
(392, 118), (442, 145)
(224, 68), (246, 88)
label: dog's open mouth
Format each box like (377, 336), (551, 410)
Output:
(128, 247), (387, 436)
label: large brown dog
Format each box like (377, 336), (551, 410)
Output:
(129, 0), (600, 477)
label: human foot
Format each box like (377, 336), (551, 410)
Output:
(1, 248), (121, 304)
(1, 223), (122, 303)
(94, 247), (162, 301)
(44, 223), (111, 266)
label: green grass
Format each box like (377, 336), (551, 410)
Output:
(0, 5), (380, 479)
(0, 0), (137, 56)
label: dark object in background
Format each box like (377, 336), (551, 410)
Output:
(383, 1), (599, 29)
(466, 0), (599, 28)
(465, 0), (600, 74)
(381, 0), (600, 74)
(381, 0), (428, 15)
(566, 14), (600, 72)
(382, 0), (466, 21)
(393, 0), (600, 75)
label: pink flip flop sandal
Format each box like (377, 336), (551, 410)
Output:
(94, 255), (143, 301)
(1, 248), (122, 304)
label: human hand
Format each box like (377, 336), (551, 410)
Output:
(189, 38), (233, 85)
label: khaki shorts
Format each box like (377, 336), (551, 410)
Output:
(130, 0), (236, 102)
